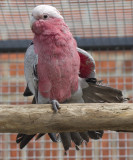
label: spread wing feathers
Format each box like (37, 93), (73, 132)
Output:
(83, 81), (128, 103)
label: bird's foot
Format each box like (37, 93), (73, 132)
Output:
(51, 100), (61, 112)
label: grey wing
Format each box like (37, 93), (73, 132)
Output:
(24, 44), (38, 101)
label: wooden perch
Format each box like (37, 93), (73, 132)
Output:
(0, 103), (133, 134)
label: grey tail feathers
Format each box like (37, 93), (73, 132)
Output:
(16, 133), (57, 149)
(59, 131), (104, 153)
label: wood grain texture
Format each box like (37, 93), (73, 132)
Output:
(0, 103), (132, 134)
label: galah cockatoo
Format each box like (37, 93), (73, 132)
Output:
(16, 5), (126, 152)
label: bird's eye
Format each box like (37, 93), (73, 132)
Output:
(43, 15), (48, 19)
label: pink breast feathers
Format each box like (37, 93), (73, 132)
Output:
(33, 19), (80, 102)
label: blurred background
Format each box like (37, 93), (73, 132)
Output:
(0, 0), (133, 159)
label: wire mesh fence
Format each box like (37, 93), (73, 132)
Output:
(1, 0), (133, 39)
(0, 0), (133, 159)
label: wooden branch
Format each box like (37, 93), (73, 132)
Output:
(0, 103), (133, 134)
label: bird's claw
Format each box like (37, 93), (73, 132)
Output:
(51, 100), (61, 112)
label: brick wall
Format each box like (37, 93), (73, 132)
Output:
(92, 50), (133, 102)
(0, 49), (133, 159)
(0, 53), (30, 105)
(0, 0), (133, 39)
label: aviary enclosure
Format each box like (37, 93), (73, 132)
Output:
(0, 0), (133, 159)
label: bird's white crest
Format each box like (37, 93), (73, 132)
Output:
(30, 5), (64, 27)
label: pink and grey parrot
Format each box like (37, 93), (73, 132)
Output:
(16, 5), (126, 152)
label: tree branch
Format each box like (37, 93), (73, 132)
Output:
(0, 103), (133, 134)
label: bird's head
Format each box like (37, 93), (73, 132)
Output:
(30, 5), (64, 34)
